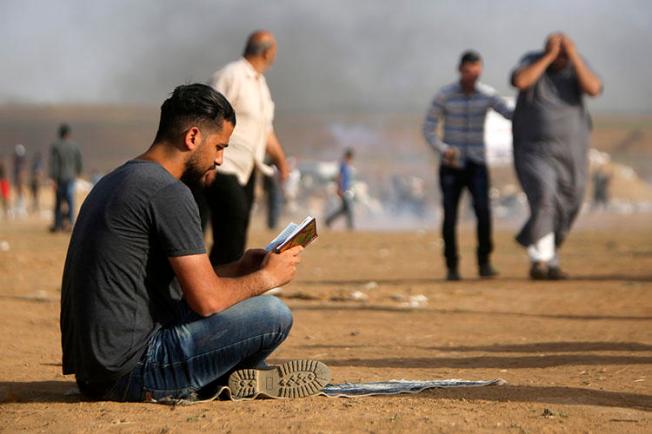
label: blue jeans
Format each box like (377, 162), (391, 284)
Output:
(439, 161), (493, 270)
(54, 179), (75, 230)
(99, 295), (293, 402)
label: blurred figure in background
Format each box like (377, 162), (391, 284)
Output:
(325, 148), (355, 230)
(423, 50), (513, 281)
(13, 144), (27, 217)
(30, 151), (44, 214)
(0, 157), (10, 219)
(262, 156), (283, 230)
(205, 30), (290, 265)
(49, 123), (83, 232)
(283, 157), (301, 215)
(591, 165), (611, 211)
(511, 33), (602, 280)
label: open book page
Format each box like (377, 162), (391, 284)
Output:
(265, 222), (299, 252)
(265, 216), (318, 253)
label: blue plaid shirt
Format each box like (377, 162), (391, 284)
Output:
(423, 82), (513, 165)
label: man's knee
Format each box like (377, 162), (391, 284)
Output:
(258, 295), (293, 334)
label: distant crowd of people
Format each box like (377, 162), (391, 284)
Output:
(1, 123), (82, 232)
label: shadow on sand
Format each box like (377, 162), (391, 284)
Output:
(300, 341), (652, 353)
(308, 354), (652, 370)
(295, 273), (652, 285)
(291, 304), (652, 321)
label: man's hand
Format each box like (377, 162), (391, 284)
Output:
(260, 246), (303, 288)
(277, 163), (290, 183)
(203, 169), (217, 187)
(442, 147), (460, 167)
(545, 33), (563, 61)
(238, 248), (267, 275)
(561, 34), (577, 58)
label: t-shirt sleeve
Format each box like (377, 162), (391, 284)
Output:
(149, 183), (206, 257)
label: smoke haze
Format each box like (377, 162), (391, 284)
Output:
(1, 0), (651, 112)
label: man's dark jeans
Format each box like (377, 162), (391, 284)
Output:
(83, 295), (293, 402)
(439, 161), (493, 271)
(263, 173), (283, 230)
(53, 179), (75, 230)
(325, 195), (354, 230)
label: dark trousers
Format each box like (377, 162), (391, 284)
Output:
(206, 172), (256, 266)
(53, 179), (75, 230)
(325, 195), (354, 230)
(262, 174), (283, 230)
(439, 161), (493, 270)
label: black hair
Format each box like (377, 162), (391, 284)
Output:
(344, 148), (354, 159)
(459, 50), (482, 67)
(154, 83), (236, 143)
(58, 123), (70, 139)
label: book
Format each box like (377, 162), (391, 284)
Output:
(265, 216), (318, 253)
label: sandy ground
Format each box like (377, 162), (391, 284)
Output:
(0, 212), (651, 433)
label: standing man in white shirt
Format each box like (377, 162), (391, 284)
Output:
(206, 30), (289, 265)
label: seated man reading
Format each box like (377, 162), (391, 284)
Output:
(60, 83), (329, 402)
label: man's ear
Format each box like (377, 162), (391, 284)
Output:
(183, 127), (202, 151)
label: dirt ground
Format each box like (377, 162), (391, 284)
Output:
(0, 212), (650, 433)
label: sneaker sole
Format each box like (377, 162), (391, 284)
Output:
(228, 360), (330, 399)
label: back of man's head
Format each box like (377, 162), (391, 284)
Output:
(58, 123), (70, 139)
(154, 83), (236, 143)
(243, 30), (275, 58)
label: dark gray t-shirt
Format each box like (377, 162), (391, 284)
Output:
(60, 160), (205, 382)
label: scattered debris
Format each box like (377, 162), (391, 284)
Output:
(400, 294), (428, 308)
(329, 290), (369, 302)
(542, 408), (567, 418)
(282, 291), (320, 301)
(0, 240), (9, 252)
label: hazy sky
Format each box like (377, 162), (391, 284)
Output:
(1, 0), (650, 113)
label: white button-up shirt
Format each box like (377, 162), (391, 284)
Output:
(209, 58), (275, 185)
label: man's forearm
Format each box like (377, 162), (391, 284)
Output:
(266, 131), (289, 176)
(422, 118), (449, 155)
(568, 53), (602, 96)
(512, 54), (554, 89)
(214, 260), (243, 278)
